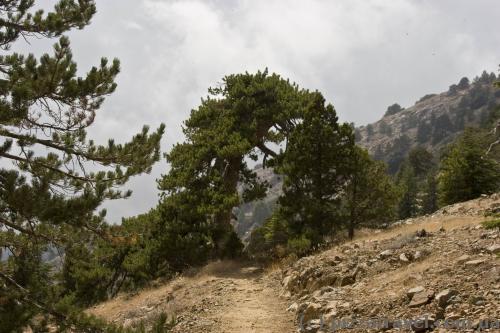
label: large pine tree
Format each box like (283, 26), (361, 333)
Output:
(158, 70), (308, 259)
(0, 1), (164, 330)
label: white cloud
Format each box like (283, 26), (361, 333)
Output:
(21, 0), (498, 222)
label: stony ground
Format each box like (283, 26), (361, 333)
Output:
(88, 262), (295, 333)
(89, 194), (500, 332)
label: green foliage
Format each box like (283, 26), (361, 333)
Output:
(386, 135), (411, 174)
(275, 92), (355, 247)
(458, 77), (470, 90)
(397, 161), (419, 219)
(438, 128), (500, 206)
(0, 1), (164, 330)
(421, 173), (439, 214)
(366, 124), (374, 137)
(408, 147), (435, 177)
(432, 114), (454, 144)
(395, 147), (438, 219)
(379, 121), (393, 136)
(482, 219), (500, 229)
(157, 70), (310, 264)
(340, 147), (398, 238)
(384, 103), (404, 117)
(246, 213), (290, 260)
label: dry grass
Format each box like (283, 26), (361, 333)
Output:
(352, 215), (484, 244)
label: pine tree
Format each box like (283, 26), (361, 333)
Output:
(422, 173), (439, 214)
(341, 147), (397, 239)
(397, 162), (419, 219)
(438, 129), (500, 206)
(276, 93), (355, 246)
(0, 1), (164, 330)
(408, 147), (435, 178)
(158, 70), (309, 260)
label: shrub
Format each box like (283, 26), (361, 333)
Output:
(482, 219), (500, 229)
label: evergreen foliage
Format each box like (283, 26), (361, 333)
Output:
(275, 93), (355, 246)
(438, 129), (500, 206)
(341, 147), (397, 239)
(0, 1), (165, 330)
(384, 103), (404, 117)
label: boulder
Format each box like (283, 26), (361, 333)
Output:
(399, 253), (410, 262)
(487, 244), (500, 254)
(435, 289), (458, 308)
(407, 286), (425, 298)
(299, 302), (323, 323)
(409, 290), (435, 308)
(378, 250), (394, 259)
(287, 302), (298, 313)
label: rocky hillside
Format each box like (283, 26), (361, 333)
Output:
(281, 193), (500, 332)
(356, 73), (499, 173)
(89, 194), (500, 332)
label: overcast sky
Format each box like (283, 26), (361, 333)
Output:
(17, 0), (500, 223)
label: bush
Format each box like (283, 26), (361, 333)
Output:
(482, 219), (500, 229)
(384, 103), (404, 117)
(287, 235), (312, 256)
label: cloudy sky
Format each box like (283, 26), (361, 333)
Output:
(17, 0), (500, 223)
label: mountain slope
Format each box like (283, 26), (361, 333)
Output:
(356, 73), (499, 173)
(88, 194), (500, 332)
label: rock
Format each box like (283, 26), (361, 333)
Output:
(287, 302), (299, 313)
(241, 267), (263, 274)
(307, 273), (338, 291)
(435, 289), (458, 308)
(487, 244), (500, 254)
(456, 254), (471, 264)
(414, 251), (423, 260)
(378, 250), (394, 259)
(407, 286), (425, 298)
(410, 314), (435, 332)
(300, 302), (323, 322)
(337, 274), (355, 287)
(464, 259), (487, 267)
(409, 290), (434, 308)
(282, 275), (292, 288)
(469, 295), (486, 306)
(304, 319), (322, 333)
(399, 253), (410, 262)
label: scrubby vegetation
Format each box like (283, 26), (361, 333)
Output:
(482, 219), (500, 229)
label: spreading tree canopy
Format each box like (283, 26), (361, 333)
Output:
(158, 70), (309, 259)
(0, 1), (164, 330)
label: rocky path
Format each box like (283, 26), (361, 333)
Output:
(171, 266), (295, 333)
(89, 263), (296, 333)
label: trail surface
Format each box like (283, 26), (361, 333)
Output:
(89, 263), (296, 333)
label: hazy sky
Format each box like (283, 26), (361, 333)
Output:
(16, 0), (500, 222)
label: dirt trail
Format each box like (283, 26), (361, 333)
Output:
(89, 263), (296, 333)
(206, 268), (295, 333)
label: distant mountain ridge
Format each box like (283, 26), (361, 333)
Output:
(356, 71), (499, 173)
